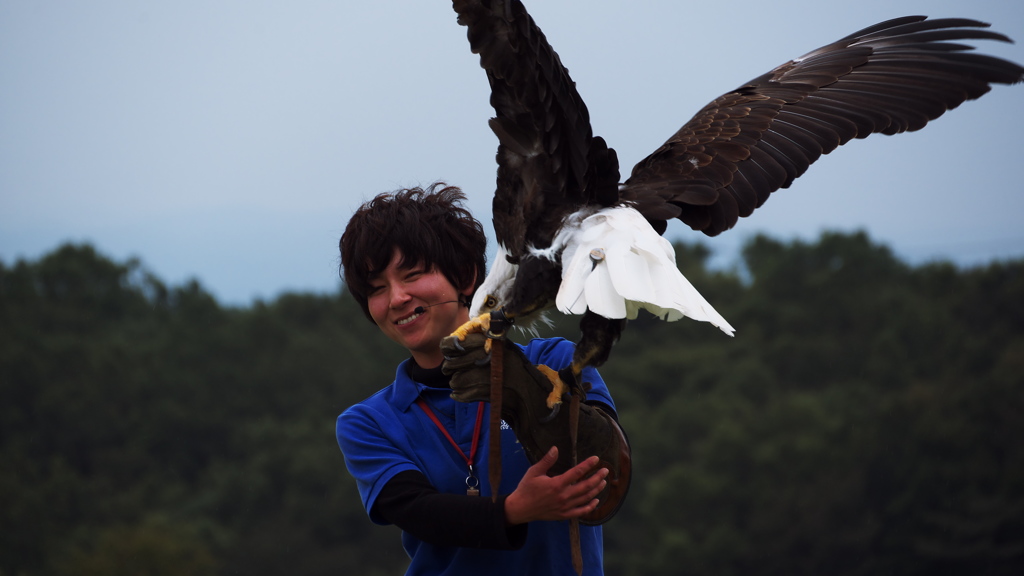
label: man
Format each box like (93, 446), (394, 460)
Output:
(336, 183), (629, 575)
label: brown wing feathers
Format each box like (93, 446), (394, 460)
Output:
(455, 5), (1022, 241)
(454, 0), (616, 259)
(623, 15), (1024, 237)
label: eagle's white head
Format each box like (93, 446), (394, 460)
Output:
(470, 243), (517, 319)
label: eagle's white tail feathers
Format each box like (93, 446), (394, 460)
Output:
(555, 207), (735, 336)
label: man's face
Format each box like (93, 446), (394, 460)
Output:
(367, 250), (470, 368)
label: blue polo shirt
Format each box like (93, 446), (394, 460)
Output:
(337, 337), (615, 576)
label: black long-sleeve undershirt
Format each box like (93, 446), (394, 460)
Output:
(373, 469), (529, 549)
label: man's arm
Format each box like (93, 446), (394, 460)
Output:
(373, 469), (527, 549)
(442, 334), (632, 525)
(374, 449), (607, 548)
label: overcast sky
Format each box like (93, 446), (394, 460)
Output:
(2, 0), (1022, 305)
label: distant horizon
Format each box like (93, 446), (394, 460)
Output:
(13, 227), (1023, 308)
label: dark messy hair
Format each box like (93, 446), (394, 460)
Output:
(339, 182), (487, 322)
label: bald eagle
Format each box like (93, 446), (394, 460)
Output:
(450, 0), (1024, 401)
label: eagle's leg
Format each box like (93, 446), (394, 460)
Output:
(515, 311), (626, 414)
(451, 312), (491, 340)
(450, 308), (516, 355)
(449, 312), (494, 354)
(573, 310), (627, 379)
(534, 365), (569, 410)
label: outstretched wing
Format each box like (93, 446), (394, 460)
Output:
(622, 16), (1024, 237)
(453, 0), (619, 261)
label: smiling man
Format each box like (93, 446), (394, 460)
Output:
(365, 249), (471, 368)
(335, 183), (629, 575)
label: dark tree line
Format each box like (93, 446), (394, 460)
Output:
(2, 232), (1022, 576)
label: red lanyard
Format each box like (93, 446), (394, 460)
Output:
(415, 398), (486, 496)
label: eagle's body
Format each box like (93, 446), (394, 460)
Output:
(452, 0), (1024, 381)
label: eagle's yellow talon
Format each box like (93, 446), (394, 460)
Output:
(451, 312), (492, 341)
(535, 365), (567, 409)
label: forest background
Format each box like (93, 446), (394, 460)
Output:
(2, 230), (1022, 576)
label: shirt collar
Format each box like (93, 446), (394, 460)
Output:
(389, 357), (452, 411)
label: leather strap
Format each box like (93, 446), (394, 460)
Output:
(488, 338), (504, 503)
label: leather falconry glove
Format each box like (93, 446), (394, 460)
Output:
(440, 332), (631, 525)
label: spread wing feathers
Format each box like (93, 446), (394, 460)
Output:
(455, 2), (1022, 350)
(622, 15), (1024, 237)
(554, 207), (735, 335)
(453, 0), (620, 260)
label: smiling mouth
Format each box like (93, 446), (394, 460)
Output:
(395, 310), (423, 326)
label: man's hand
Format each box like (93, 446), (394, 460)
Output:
(440, 332), (493, 403)
(504, 447), (609, 525)
(443, 332), (631, 525)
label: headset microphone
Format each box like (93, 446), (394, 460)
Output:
(413, 300), (459, 315)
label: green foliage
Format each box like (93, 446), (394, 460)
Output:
(54, 516), (218, 576)
(0, 244), (407, 576)
(2, 236), (1022, 575)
